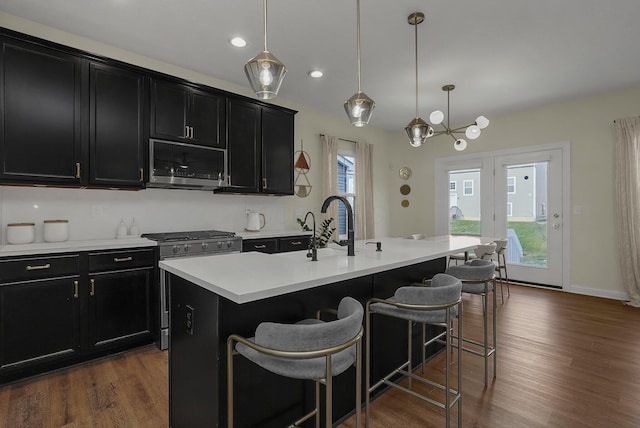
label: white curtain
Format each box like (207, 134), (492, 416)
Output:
(615, 117), (640, 307)
(355, 141), (375, 239)
(322, 135), (339, 241)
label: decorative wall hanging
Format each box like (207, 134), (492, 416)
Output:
(294, 139), (312, 197)
(399, 166), (412, 180)
(401, 199), (410, 207)
(400, 184), (411, 195)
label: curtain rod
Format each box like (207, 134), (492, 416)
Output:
(319, 133), (357, 144)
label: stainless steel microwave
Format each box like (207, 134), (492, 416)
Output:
(148, 139), (226, 190)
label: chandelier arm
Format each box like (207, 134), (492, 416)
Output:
(449, 124), (475, 133)
(262, 0), (268, 52)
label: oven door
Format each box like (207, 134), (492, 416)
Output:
(149, 139), (226, 190)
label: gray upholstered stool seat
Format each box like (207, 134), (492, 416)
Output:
(445, 259), (497, 386)
(227, 296), (364, 428)
(366, 273), (462, 428)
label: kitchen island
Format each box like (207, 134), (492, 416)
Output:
(160, 235), (483, 428)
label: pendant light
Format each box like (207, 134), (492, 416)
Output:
(344, 0), (375, 127)
(244, 0), (287, 100)
(405, 12), (434, 147)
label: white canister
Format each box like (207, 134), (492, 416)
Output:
(43, 219), (69, 243)
(7, 223), (36, 244)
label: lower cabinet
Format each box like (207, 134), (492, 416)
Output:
(0, 248), (155, 384)
(88, 248), (155, 352)
(242, 235), (310, 254)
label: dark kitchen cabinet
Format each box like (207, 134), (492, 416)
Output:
(0, 254), (81, 377)
(89, 62), (147, 188)
(262, 106), (295, 195)
(0, 248), (155, 384)
(222, 97), (295, 194)
(0, 37), (83, 185)
(242, 235), (310, 254)
(150, 78), (226, 148)
(0, 32), (148, 188)
(87, 248), (155, 352)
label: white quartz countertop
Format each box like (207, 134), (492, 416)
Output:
(0, 237), (157, 257)
(160, 235), (486, 304)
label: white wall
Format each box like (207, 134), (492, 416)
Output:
(385, 84), (640, 300)
(0, 13), (393, 243)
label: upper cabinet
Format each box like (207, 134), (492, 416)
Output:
(0, 33), (147, 189)
(89, 62), (147, 187)
(223, 97), (295, 195)
(150, 78), (226, 148)
(0, 38), (83, 185)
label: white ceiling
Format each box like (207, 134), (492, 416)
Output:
(2, 0), (640, 131)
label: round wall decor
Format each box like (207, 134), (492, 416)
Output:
(399, 166), (412, 180)
(401, 199), (410, 207)
(400, 184), (411, 195)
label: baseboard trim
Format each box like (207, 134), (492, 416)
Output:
(563, 284), (628, 301)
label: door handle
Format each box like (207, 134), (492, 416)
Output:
(73, 280), (79, 299)
(26, 263), (51, 271)
(90, 279), (95, 297)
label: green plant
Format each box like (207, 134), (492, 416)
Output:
(297, 217), (336, 248)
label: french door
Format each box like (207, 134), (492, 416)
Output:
(435, 143), (570, 287)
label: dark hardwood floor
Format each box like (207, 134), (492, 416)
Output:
(2, 283), (640, 427)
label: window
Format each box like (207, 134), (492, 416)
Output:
(507, 176), (516, 194)
(450, 181), (457, 191)
(337, 147), (356, 237)
(507, 202), (513, 217)
(463, 180), (474, 196)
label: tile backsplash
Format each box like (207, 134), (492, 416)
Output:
(0, 186), (291, 244)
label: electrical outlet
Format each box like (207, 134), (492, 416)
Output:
(185, 305), (195, 335)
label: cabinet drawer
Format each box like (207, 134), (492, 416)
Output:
(0, 254), (79, 283)
(242, 239), (278, 254)
(279, 236), (310, 253)
(88, 248), (155, 272)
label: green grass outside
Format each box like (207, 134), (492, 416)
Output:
(450, 219), (547, 265)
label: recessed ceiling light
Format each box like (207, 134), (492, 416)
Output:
(309, 70), (323, 78)
(230, 37), (247, 48)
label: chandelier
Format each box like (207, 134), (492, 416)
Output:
(429, 84), (489, 151)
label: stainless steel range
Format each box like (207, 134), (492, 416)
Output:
(142, 229), (242, 349)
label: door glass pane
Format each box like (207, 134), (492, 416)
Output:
(505, 162), (548, 267)
(449, 169), (480, 235)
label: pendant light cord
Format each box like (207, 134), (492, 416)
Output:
(414, 17), (419, 119)
(356, 0), (362, 93)
(263, 0), (268, 52)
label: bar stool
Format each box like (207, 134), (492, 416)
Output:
(227, 297), (364, 428)
(365, 273), (462, 428)
(445, 259), (497, 386)
(492, 239), (510, 303)
(448, 242), (496, 266)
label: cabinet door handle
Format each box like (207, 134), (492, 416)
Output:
(290, 241), (302, 245)
(262, 178), (268, 188)
(254, 244), (267, 249)
(227, 175), (231, 186)
(73, 280), (79, 299)
(114, 256), (133, 263)
(139, 168), (144, 182)
(75, 162), (81, 178)
(26, 263), (51, 271)
(90, 279), (95, 297)
(190, 126), (194, 139)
